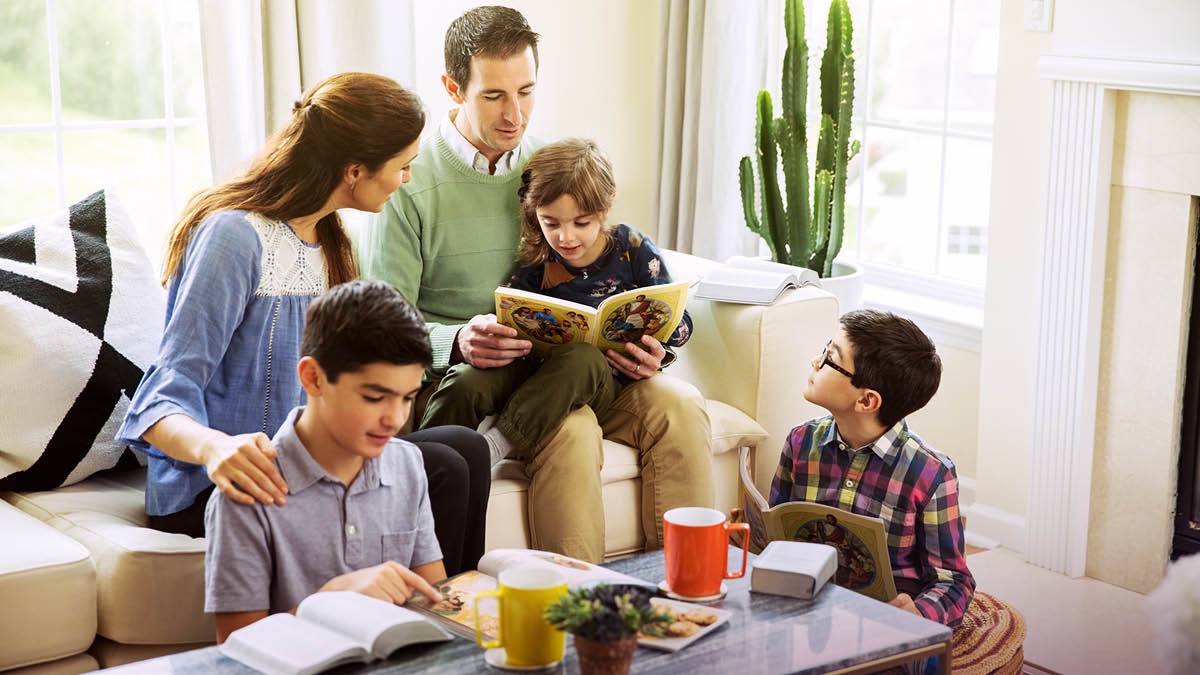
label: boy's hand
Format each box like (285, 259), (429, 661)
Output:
(606, 335), (664, 380)
(319, 561), (441, 605)
(456, 314), (532, 368)
(203, 432), (288, 507)
(887, 592), (920, 616)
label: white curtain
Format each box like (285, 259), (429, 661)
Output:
(198, 0), (417, 181)
(654, 0), (781, 261)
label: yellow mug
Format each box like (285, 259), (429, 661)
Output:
(474, 566), (568, 667)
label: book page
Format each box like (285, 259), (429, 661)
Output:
(479, 548), (642, 589)
(219, 612), (365, 675)
(495, 287), (598, 353)
(296, 591), (449, 659)
(593, 280), (690, 354)
(406, 571), (500, 641)
(738, 447), (771, 554)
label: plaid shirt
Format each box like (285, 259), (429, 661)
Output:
(769, 416), (975, 627)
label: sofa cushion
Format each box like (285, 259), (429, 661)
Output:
(2, 468), (212, 646)
(0, 500), (96, 671)
(0, 190), (165, 491)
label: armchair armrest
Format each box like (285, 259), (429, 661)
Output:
(662, 250), (839, 495)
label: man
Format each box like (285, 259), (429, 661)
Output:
(358, 5), (712, 563)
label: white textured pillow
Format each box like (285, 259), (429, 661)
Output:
(0, 190), (165, 490)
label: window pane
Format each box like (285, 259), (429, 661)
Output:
(170, 0), (205, 118)
(0, 0), (52, 124)
(866, 0), (950, 130)
(173, 123), (212, 213)
(0, 133), (59, 227)
(939, 136), (990, 284)
(62, 129), (168, 258)
(57, 0), (164, 122)
(859, 127), (941, 274)
(948, 0), (999, 135)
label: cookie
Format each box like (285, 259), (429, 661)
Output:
(666, 620), (701, 637)
(681, 609), (718, 626)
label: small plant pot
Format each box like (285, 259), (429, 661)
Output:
(572, 634), (638, 675)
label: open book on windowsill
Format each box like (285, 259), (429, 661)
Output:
(693, 255), (818, 305)
(218, 591), (452, 675)
(406, 548), (731, 653)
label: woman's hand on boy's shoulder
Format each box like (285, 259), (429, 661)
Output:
(319, 561), (441, 605)
(203, 432), (289, 507)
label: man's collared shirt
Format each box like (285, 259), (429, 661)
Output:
(440, 112), (521, 176)
(203, 406), (441, 614)
(768, 415), (975, 627)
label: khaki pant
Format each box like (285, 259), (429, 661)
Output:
(526, 374), (714, 563)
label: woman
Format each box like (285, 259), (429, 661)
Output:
(117, 72), (490, 574)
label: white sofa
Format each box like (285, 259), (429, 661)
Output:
(0, 250), (838, 673)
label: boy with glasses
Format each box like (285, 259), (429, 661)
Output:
(769, 309), (975, 629)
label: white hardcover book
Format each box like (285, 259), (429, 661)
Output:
(750, 541), (838, 600)
(693, 255), (817, 305)
(218, 592), (452, 675)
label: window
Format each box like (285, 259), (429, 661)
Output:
(807, 0), (999, 302)
(0, 0), (210, 262)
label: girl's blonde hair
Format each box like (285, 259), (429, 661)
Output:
(161, 72), (425, 287)
(517, 138), (616, 265)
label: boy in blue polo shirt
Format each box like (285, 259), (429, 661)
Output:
(204, 280), (445, 642)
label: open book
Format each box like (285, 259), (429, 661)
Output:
(218, 591), (452, 675)
(693, 255), (817, 305)
(407, 548), (729, 653)
(738, 447), (897, 602)
(495, 280), (690, 354)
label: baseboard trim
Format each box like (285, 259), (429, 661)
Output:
(963, 502), (1026, 555)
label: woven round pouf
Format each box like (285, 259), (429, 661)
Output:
(951, 591), (1027, 675)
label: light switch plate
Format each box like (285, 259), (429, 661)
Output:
(1024, 0), (1054, 32)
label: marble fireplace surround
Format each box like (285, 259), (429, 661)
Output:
(1029, 54), (1200, 593)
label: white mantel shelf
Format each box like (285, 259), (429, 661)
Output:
(1040, 53), (1200, 96)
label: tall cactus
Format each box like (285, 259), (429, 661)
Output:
(738, 0), (859, 276)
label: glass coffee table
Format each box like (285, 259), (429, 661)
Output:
(109, 546), (951, 675)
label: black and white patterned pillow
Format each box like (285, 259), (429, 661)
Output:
(0, 189), (165, 490)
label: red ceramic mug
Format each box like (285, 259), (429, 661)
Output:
(663, 506), (750, 598)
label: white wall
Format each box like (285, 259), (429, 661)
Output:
(410, 1), (662, 233)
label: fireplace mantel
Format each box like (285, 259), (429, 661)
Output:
(1028, 53), (1200, 578)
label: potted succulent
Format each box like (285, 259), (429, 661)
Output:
(543, 584), (672, 675)
(738, 0), (863, 308)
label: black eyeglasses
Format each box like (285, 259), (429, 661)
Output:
(819, 340), (854, 378)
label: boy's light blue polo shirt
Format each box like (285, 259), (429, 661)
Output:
(204, 406), (442, 614)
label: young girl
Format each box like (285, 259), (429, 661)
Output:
(117, 73), (489, 574)
(422, 138), (692, 463)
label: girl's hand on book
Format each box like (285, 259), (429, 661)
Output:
(319, 562), (442, 605)
(607, 335), (664, 380)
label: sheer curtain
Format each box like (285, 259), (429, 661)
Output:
(197, 0), (417, 181)
(654, 0), (781, 261)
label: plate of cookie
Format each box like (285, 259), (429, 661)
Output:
(636, 598), (733, 652)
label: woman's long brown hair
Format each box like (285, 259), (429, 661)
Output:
(161, 72), (425, 287)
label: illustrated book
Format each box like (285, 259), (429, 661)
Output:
(406, 548), (728, 652)
(218, 591), (452, 675)
(749, 540), (838, 600)
(693, 255), (817, 305)
(738, 447), (897, 602)
(494, 280), (690, 354)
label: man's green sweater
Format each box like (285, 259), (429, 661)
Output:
(358, 128), (545, 373)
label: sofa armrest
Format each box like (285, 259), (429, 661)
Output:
(662, 250), (839, 495)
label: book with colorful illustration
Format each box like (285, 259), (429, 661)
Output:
(406, 548), (727, 652)
(737, 447), (898, 603)
(494, 280), (690, 354)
